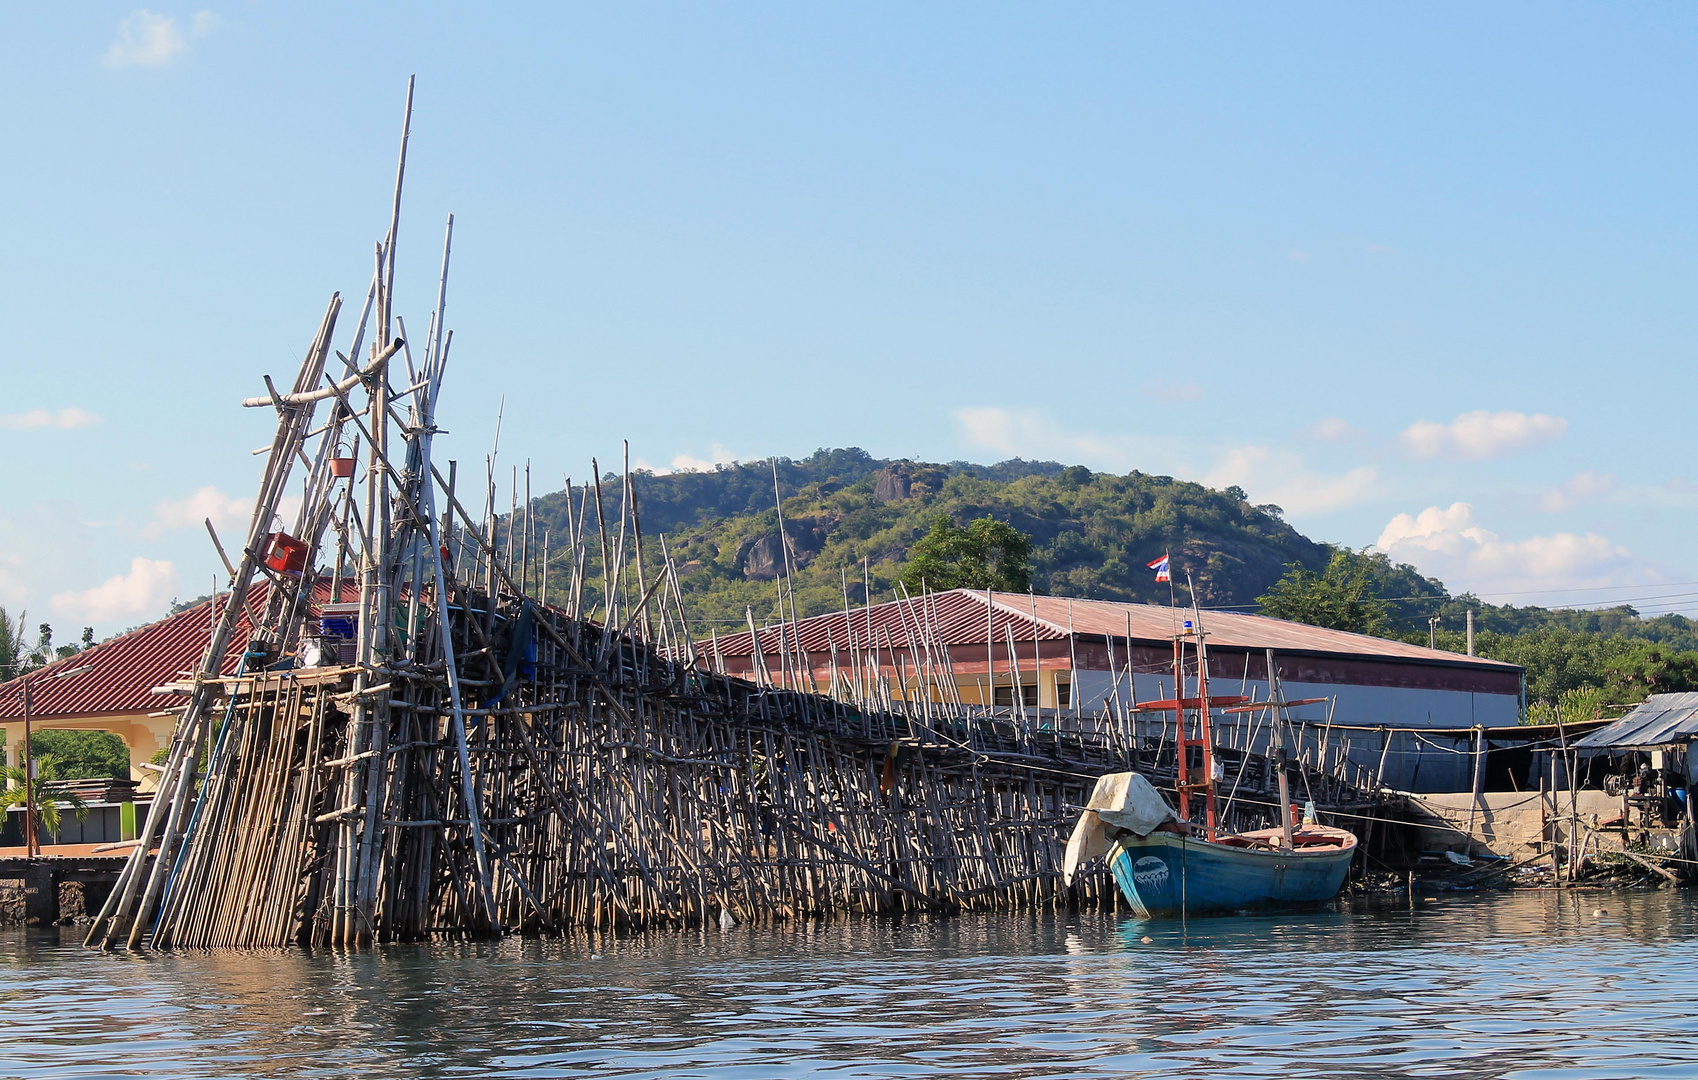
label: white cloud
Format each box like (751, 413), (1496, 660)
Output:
(141, 486), (300, 546)
(638, 443), (741, 475)
(1377, 502), (1491, 552)
(1301, 417), (1367, 444)
(951, 407), (1166, 471)
(1375, 502), (1647, 596)
(951, 409), (1373, 514)
(1288, 249), (1312, 263)
(1203, 446), (1378, 516)
(1537, 470), (1616, 513)
(1142, 380), (1204, 404)
(1399, 410), (1567, 461)
(147, 485), (249, 538)
(51, 557), (179, 624)
(1613, 477), (1698, 510)
(0, 407), (102, 431)
(0, 503), (93, 619)
(102, 9), (216, 70)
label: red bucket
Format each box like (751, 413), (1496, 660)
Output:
(264, 532), (310, 576)
(330, 456), (356, 478)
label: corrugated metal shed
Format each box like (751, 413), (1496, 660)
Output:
(707, 588), (1519, 672)
(1573, 693), (1698, 749)
(0, 582), (335, 719)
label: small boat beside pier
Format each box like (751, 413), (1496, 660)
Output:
(1064, 588), (1358, 918)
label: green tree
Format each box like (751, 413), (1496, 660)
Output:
(899, 515), (1033, 593)
(0, 606), (26, 681)
(28, 731), (129, 781)
(1525, 685), (1618, 727)
(0, 755), (88, 840)
(1605, 643), (1698, 700)
(1462, 627), (1638, 707)
(1256, 550), (1390, 635)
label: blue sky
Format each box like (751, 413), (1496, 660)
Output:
(4, 4), (1698, 639)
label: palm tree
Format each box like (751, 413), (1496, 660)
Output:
(0, 755), (87, 843)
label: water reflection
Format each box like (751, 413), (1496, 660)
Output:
(5, 890), (1698, 1078)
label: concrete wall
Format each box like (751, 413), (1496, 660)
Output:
(1404, 789), (1629, 859)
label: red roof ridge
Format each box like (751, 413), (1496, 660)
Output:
(704, 587), (1521, 671)
(0, 580), (341, 720)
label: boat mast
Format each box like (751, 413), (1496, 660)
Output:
(1172, 632), (1190, 823)
(1187, 572), (1219, 840)
(1267, 648), (1296, 848)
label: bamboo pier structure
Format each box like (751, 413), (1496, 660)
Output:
(84, 82), (1392, 951)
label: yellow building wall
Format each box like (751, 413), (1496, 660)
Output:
(1, 711), (177, 794)
(894, 671), (1073, 709)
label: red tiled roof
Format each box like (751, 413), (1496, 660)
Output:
(704, 588), (1520, 671)
(0, 581), (344, 719)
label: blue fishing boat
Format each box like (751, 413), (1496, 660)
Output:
(1063, 577), (1357, 917)
(1106, 823), (1356, 918)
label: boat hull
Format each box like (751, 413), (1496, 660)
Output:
(1107, 829), (1355, 918)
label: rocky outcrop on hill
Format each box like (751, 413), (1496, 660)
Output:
(736, 517), (831, 581)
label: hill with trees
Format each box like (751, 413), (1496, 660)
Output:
(522, 448), (1698, 723)
(529, 448), (1328, 635)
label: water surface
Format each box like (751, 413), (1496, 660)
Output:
(5, 890), (1697, 1079)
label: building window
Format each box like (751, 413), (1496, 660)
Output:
(992, 683), (1039, 707)
(1056, 679), (1071, 708)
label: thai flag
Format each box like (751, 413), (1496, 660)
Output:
(1147, 554), (1171, 583)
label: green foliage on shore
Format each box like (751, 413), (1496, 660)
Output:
(0, 757), (87, 837)
(1259, 549), (1698, 719)
(25, 730), (130, 781)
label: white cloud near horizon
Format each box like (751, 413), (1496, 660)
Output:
(636, 443), (742, 475)
(1142, 380), (1204, 404)
(51, 557), (178, 624)
(102, 9), (216, 69)
(147, 485), (249, 538)
(951, 406), (1167, 471)
(1375, 502), (1648, 597)
(0, 407), (102, 431)
(1399, 410), (1567, 461)
(1302, 417), (1367, 444)
(1203, 446), (1378, 516)
(952, 408), (1377, 515)
(1538, 470), (1616, 513)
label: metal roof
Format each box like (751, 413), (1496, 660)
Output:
(0, 582), (335, 720)
(1573, 693), (1698, 750)
(703, 589), (1059, 663)
(704, 588), (1520, 671)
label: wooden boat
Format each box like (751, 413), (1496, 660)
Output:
(1106, 823), (1357, 918)
(1066, 578), (1358, 918)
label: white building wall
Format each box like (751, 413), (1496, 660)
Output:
(1070, 671), (1516, 727)
(1068, 669), (1517, 793)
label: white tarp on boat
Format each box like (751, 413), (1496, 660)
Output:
(1062, 772), (1178, 885)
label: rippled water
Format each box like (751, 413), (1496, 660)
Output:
(7, 890), (1698, 1078)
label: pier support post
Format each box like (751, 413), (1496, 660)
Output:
(24, 863), (58, 926)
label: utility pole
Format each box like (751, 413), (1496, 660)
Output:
(1466, 609), (1476, 657)
(1428, 615), (1441, 650)
(15, 663), (94, 858)
(21, 676), (35, 858)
